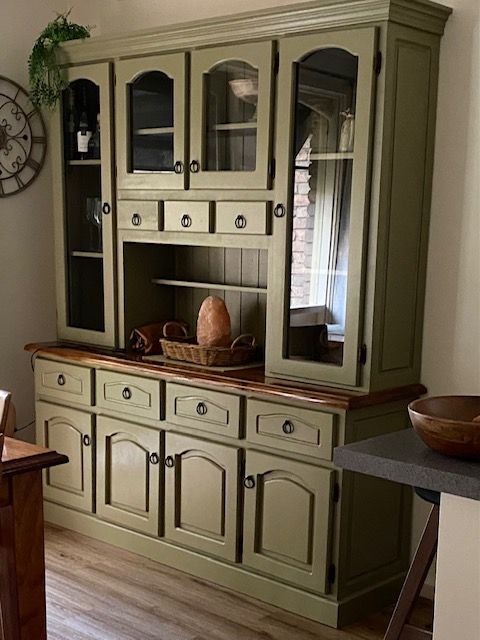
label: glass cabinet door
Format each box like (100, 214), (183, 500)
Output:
(190, 41), (273, 190)
(116, 54), (186, 190)
(267, 29), (377, 386)
(52, 63), (116, 347)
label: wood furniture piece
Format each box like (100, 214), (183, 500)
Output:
(334, 429), (480, 639)
(0, 391), (15, 439)
(0, 438), (67, 640)
(33, 0), (452, 630)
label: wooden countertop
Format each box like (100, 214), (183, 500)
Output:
(26, 342), (426, 410)
(2, 437), (68, 477)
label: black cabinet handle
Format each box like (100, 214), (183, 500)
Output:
(57, 374), (66, 386)
(165, 456), (175, 468)
(181, 214), (192, 228)
(149, 452), (159, 465)
(131, 213), (141, 227)
(244, 476), (255, 489)
(274, 203), (286, 218)
(282, 420), (295, 435)
(174, 161), (184, 174)
(189, 160), (200, 173)
(122, 387), (132, 400)
(235, 214), (247, 229)
(196, 401), (207, 416)
(82, 434), (91, 447)
(102, 202), (111, 215)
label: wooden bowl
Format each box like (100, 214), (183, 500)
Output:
(408, 396), (480, 459)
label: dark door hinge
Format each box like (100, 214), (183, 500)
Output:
(358, 344), (367, 366)
(328, 564), (336, 585)
(274, 51), (280, 75)
(269, 158), (276, 179)
(374, 51), (382, 75)
(332, 482), (340, 503)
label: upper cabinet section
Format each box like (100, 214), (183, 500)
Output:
(267, 29), (377, 387)
(116, 43), (274, 192)
(116, 54), (186, 190)
(52, 63), (116, 347)
(190, 41), (274, 190)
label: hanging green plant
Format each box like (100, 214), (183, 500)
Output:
(28, 10), (92, 110)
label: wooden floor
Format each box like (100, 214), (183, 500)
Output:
(44, 525), (433, 640)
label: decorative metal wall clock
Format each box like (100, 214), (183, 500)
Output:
(0, 76), (47, 197)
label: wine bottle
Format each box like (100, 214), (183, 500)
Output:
(77, 110), (92, 159)
(88, 113), (101, 160)
(67, 89), (77, 160)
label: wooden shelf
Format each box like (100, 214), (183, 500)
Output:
(211, 122), (257, 132)
(68, 159), (101, 166)
(134, 127), (174, 135)
(310, 152), (354, 161)
(71, 251), (103, 259)
(152, 278), (267, 295)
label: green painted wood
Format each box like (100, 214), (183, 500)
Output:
(96, 370), (162, 420)
(96, 416), (162, 536)
(35, 358), (93, 406)
(115, 53), (187, 190)
(163, 201), (213, 233)
(246, 398), (335, 460)
(117, 200), (163, 231)
(243, 450), (333, 593)
(52, 62), (116, 347)
(189, 41), (274, 190)
(266, 27), (377, 388)
(36, 401), (94, 513)
(164, 432), (241, 561)
(166, 382), (241, 438)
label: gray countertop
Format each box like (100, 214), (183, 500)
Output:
(333, 429), (480, 501)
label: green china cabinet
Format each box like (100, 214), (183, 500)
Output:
(33, 0), (451, 630)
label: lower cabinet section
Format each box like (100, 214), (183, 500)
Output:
(242, 451), (334, 594)
(36, 401), (94, 513)
(96, 417), (163, 536)
(164, 433), (240, 561)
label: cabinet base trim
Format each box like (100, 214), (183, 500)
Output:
(44, 501), (403, 628)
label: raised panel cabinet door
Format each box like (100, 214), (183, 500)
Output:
(243, 451), (333, 593)
(164, 433), (240, 561)
(189, 41), (273, 190)
(51, 62), (116, 347)
(35, 401), (94, 512)
(116, 53), (186, 190)
(266, 28), (377, 387)
(96, 417), (162, 536)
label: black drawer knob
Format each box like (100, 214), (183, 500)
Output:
(102, 202), (111, 215)
(82, 434), (91, 447)
(274, 203), (286, 218)
(235, 214), (247, 229)
(165, 456), (175, 468)
(282, 420), (295, 435)
(57, 374), (66, 386)
(181, 214), (192, 228)
(122, 387), (132, 400)
(149, 452), (159, 465)
(132, 213), (141, 226)
(189, 160), (200, 173)
(196, 401), (208, 416)
(244, 476), (255, 489)
(174, 160), (184, 175)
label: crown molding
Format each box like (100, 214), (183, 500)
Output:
(57, 0), (452, 65)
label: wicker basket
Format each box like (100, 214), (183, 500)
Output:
(159, 333), (257, 367)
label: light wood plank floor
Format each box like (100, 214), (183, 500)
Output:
(45, 525), (433, 640)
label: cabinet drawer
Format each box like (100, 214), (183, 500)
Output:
(35, 359), (93, 406)
(216, 202), (270, 235)
(96, 370), (161, 420)
(164, 201), (212, 233)
(246, 399), (335, 460)
(166, 383), (241, 438)
(117, 200), (163, 231)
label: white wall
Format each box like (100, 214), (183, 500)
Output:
(0, 2), (98, 440)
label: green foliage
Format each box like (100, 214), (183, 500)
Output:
(28, 10), (92, 110)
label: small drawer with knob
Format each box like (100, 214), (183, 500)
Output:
(164, 201), (212, 233)
(246, 399), (335, 460)
(96, 370), (162, 420)
(35, 358), (93, 406)
(215, 202), (271, 235)
(117, 200), (163, 231)
(166, 382), (241, 438)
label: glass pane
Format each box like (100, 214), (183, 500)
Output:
(287, 48), (358, 367)
(62, 79), (105, 332)
(130, 71), (174, 172)
(204, 60), (257, 172)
